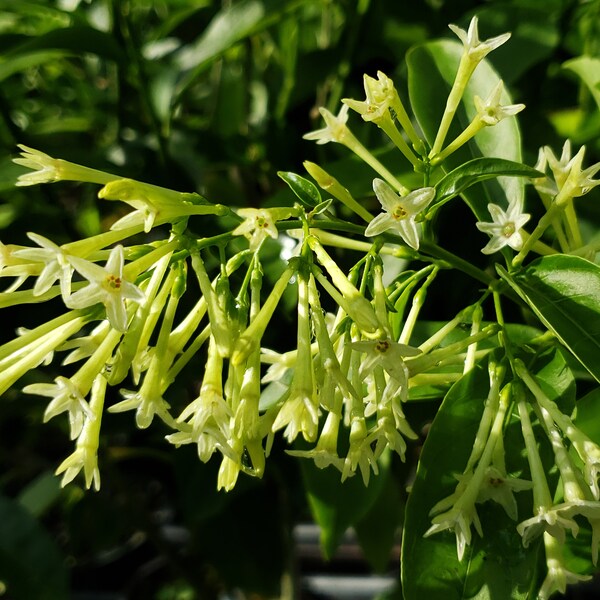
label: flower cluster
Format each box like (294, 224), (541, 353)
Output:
(3, 144), (502, 495)
(3, 15), (599, 598)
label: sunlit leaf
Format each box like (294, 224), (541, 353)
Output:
(499, 255), (600, 383)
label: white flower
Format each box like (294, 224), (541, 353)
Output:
(350, 337), (421, 401)
(449, 16), (511, 63)
(13, 145), (61, 186)
(474, 466), (532, 520)
(534, 140), (600, 200)
(55, 374), (106, 491)
(425, 499), (483, 561)
(473, 81), (525, 127)
(232, 208), (278, 250)
(342, 419), (379, 486)
(167, 385), (235, 462)
(342, 71), (396, 122)
(67, 245), (144, 332)
(272, 392), (319, 444)
(23, 376), (94, 439)
(13, 233), (73, 298)
(365, 179), (435, 249)
(109, 387), (171, 429)
(517, 503), (579, 547)
(538, 539), (592, 600)
(287, 412), (345, 472)
(58, 321), (111, 365)
(476, 201), (531, 254)
(547, 142), (600, 198)
(303, 104), (350, 145)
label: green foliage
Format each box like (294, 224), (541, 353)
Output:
(500, 256), (600, 383)
(0, 1), (599, 599)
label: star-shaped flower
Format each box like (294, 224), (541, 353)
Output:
(474, 81), (525, 127)
(232, 208), (279, 250)
(517, 503), (580, 547)
(351, 337), (421, 400)
(538, 533), (593, 600)
(303, 104), (350, 145)
(109, 387), (171, 429)
(67, 245), (144, 332)
(13, 145), (61, 186)
(23, 376), (94, 439)
(535, 141), (600, 199)
(476, 201), (531, 254)
(54, 374), (105, 490)
(449, 16), (511, 63)
(343, 71), (396, 123)
(425, 499), (483, 561)
(13, 233), (73, 298)
(475, 466), (532, 520)
(364, 179), (435, 249)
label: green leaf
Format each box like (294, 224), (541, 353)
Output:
(0, 493), (68, 599)
(17, 471), (61, 518)
(407, 39), (523, 219)
(498, 255), (600, 383)
(354, 468), (404, 573)
(173, 0), (302, 101)
(277, 170), (322, 207)
(563, 56), (600, 112)
(429, 158), (542, 218)
(401, 360), (542, 600)
(300, 449), (390, 559)
(0, 49), (69, 82)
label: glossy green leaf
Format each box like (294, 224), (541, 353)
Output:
(300, 449), (390, 559)
(429, 158), (542, 217)
(563, 56), (600, 112)
(499, 256), (600, 383)
(401, 358), (545, 600)
(277, 170), (322, 207)
(407, 40), (523, 220)
(0, 493), (68, 599)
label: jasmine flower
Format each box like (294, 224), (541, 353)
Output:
(473, 81), (525, 127)
(365, 179), (435, 249)
(476, 201), (530, 254)
(303, 104), (350, 145)
(67, 245), (145, 332)
(232, 208), (279, 250)
(13, 233), (73, 298)
(23, 376), (94, 440)
(449, 16), (511, 63)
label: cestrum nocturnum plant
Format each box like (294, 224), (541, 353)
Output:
(2, 13), (600, 600)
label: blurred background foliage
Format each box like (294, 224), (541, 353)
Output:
(0, 0), (599, 598)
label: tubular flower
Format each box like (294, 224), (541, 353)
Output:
(449, 16), (511, 63)
(473, 81), (525, 127)
(476, 201), (530, 254)
(23, 376), (94, 440)
(303, 104), (350, 145)
(343, 71), (396, 123)
(232, 208), (279, 250)
(67, 245), (145, 332)
(13, 233), (73, 298)
(365, 179), (435, 249)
